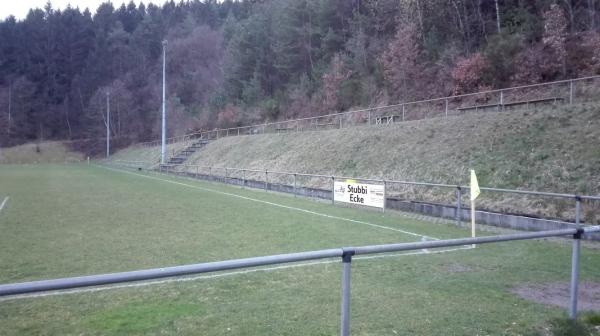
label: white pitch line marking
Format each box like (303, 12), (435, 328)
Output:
(99, 165), (439, 241)
(0, 246), (474, 301)
(0, 196), (8, 213)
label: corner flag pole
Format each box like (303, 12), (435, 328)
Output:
(470, 170), (480, 247)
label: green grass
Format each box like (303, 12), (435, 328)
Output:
(110, 103), (600, 224)
(105, 141), (188, 168)
(0, 164), (599, 335)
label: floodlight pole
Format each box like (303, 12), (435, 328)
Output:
(7, 83), (11, 138)
(161, 39), (168, 165)
(106, 91), (110, 158)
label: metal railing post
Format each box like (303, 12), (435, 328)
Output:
(340, 250), (354, 336)
(445, 98), (448, 117)
(339, 115), (343, 129)
(196, 166), (199, 179)
(293, 174), (297, 197)
(569, 81), (574, 104)
(225, 168), (229, 184)
(242, 169), (245, 189)
(569, 196), (582, 319)
(402, 105), (405, 121)
(209, 166), (212, 180)
(367, 110), (371, 125)
(265, 170), (268, 191)
(383, 180), (387, 213)
(331, 176), (335, 204)
(499, 91), (504, 111)
(456, 187), (462, 226)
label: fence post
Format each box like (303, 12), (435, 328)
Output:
(293, 173), (297, 197)
(265, 170), (268, 191)
(456, 187), (462, 227)
(445, 98), (448, 117)
(209, 166), (212, 181)
(499, 91), (504, 112)
(339, 115), (343, 129)
(196, 166), (199, 179)
(340, 250), (354, 336)
(569, 196), (582, 319)
(225, 168), (228, 183)
(331, 176), (335, 205)
(242, 169), (245, 189)
(402, 104), (405, 121)
(382, 180), (387, 213)
(569, 81), (574, 105)
(368, 110), (371, 125)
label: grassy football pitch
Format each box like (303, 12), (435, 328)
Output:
(0, 164), (599, 335)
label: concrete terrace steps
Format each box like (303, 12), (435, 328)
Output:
(166, 140), (210, 165)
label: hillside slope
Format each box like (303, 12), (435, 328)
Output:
(0, 142), (83, 164)
(111, 103), (600, 223)
(104, 141), (188, 167)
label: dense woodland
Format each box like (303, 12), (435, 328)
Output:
(0, 0), (599, 146)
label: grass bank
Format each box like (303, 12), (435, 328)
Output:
(109, 103), (600, 224)
(0, 141), (83, 164)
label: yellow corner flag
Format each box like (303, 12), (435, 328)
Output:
(469, 169), (480, 245)
(470, 169), (480, 201)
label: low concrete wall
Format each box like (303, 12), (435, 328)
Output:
(387, 198), (600, 240)
(165, 169), (599, 240)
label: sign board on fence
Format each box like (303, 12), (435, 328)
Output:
(334, 179), (385, 208)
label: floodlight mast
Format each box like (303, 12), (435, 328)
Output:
(106, 91), (110, 158)
(161, 39), (168, 165)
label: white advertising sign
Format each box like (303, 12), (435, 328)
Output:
(334, 179), (385, 208)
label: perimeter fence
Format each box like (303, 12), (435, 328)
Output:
(139, 75), (600, 147)
(1, 224), (599, 336)
(110, 161), (600, 237)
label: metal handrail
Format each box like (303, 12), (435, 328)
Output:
(1, 226), (599, 336)
(138, 75), (600, 147)
(146, 162), (600, 202)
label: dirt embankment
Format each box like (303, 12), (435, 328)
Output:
(0, 141), (83, 164)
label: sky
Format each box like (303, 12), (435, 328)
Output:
(0, 1), (166, 20)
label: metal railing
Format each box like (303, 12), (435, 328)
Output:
(138, 75), (600, 147)
(145, 162), (600, 230)
(1, 227), (599, 335)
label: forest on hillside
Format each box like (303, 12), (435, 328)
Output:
(0, 0), (599, 146)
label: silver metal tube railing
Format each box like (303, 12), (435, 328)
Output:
(108, 160), (600, 243)
(137, 75), (600, 147)
(144, 162), (600, 202)
(0, 249), (343, 296)
(1, 226), (599, 336)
